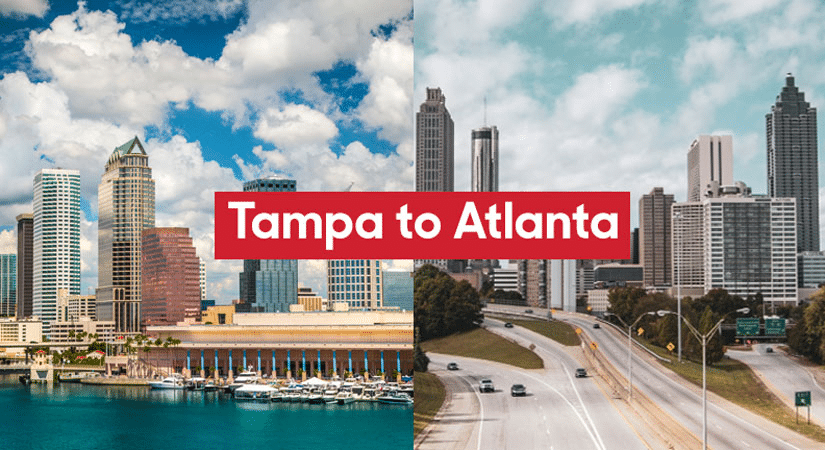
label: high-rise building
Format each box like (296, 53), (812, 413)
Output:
(327, 259), (382, 309)
(767, 74), (819, 252)
(33, 169), (81, 336)
(687, 135), (733, 202)
(382, 270), (413, 311)
(16, 214), (33, 319)
(471, 126), (498, 192)
(97, 137), (156, 334)
(239, 176), (298, 312)
(0, 254), (16, 317)
(639, 187), (674, 288)
(199, 257), (206, 301)
(415, 88), (455, 272)
(673, 183), (798, 306)
(416, 87), (454, 192)
(141, 227), (201, 326)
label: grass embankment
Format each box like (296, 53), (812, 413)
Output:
(640, 340), (825, 442)
(491, 317), (581, 346)
(413, 372), (446, 438)
(421, 327), (544, 369)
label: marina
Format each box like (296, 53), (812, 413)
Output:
(1, 374), (412, 450)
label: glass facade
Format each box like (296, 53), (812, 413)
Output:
(0, 254), (16, 317)
(381, 271), (413, 311)
(33, 169), (81, 336)
(239, 177), (298, 312)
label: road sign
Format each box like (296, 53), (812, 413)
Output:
(590, 341), (598, 350)
(575, 328), (582, 334)
(765, 318), (786, 336)
(666, 342), (675, 352)
(637, 327), (644, 336)
(796, 391), (811, 407)
(736, 318), (760, 336)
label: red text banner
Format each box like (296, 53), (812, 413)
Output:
(214, 192), (630, 260)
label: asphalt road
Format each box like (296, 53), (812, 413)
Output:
(729, 344), (825, 426)
(557, 311), (817, 450)
(419, 318), (648, 450)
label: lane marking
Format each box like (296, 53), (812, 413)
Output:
(563, 363), (609, 450)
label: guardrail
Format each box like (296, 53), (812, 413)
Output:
(595, 317), (671, 363)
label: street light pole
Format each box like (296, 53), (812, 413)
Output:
(605, 311), (655, 401)
(660, 307), (749, 450)
(674, 210), (682, 363)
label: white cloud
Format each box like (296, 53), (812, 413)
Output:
(254, 104), (339, 149)
(0, 0), (48, 18)
(699, 0), (784, 24)
(0, 229), (15, 254)
(117, 0), (244, 24)
(544, 0), (654, 27)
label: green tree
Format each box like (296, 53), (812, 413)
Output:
(606, 286), (647, 325)
(444, 280), (483, 333)
(699, 306), (723, 365)
(655, 313), (678, 349)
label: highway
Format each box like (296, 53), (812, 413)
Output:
(729, 344), (825, 426)
(556, 310), (819, 450)
(419, 318), (648, 450)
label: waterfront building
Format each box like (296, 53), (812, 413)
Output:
(141, 228), (201, 327)
(767, 74), (819, 252)
(382, 270), (413, 311)
(0, 254), (15, 317)
(201, 305), (235, 325)
(143, 310), (413, 378)
(16, 213), (33, 319)
(0, 317), (42, 344)
(296, 284), (325, 311)
(640, 187), (674, 288)
(97, 137), (156, 334)
(687, 135), (733, 202)
(49, 317), (115, 344)
(327, 260), (382, 309)
(56, 288), (96, 322)
(33, 168), (81, 337)
(239, 177), (297, 313)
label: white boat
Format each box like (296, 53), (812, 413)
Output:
(306, 390), (325, 404)
(149, 376), (186, 390)
(377, 392), (413, 405)
(322, 388), (339, 403)
(335, 391), (355, 405)
(234, 384), (277, 402)
(227, 371), (259, 392)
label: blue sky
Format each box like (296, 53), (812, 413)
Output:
(416, 0), (825, 242)
(0, 0), (414, 301)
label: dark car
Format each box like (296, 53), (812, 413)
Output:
(592, 323), (601, 329)
(504, 322), (514, 328)
(575, 368), (587, 378)
(511, 384), (527, 397)
(765, 347), (774, 353)
(447, 362), (459, 370)
(525, 309), (533, 314)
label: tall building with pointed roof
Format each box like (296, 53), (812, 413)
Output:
(767, 74), (819, 252)
(97, 137), (155, 334)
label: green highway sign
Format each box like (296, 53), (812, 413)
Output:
(736, 318), (760, 336)
(765, 318), (786, 336)
(796, 391), (811, 407)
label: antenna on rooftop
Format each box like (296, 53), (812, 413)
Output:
(483, 96), (487, 127)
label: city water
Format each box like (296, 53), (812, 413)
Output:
(0, 375), (412, 449)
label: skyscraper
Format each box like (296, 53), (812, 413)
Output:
(327, 259), (382, 309)
(639, 187), (674, 288)
(471, 126), (498, 192)
(239, 176), (298, 312)
(141, 228), (201, 326)
(33, 168), (81, 336)
(97, 137), (156, 334)
(415, 87), (454, 192)
(0, 254), (16, 317)
(16, 213), (33, 319)
(767, 74), (819, 252)
(687, 135), (733, 202)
